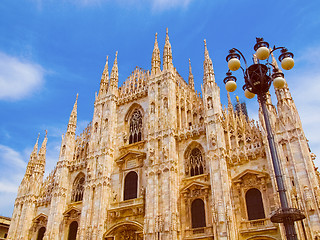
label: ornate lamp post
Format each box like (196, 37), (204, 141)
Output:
(223, 38), (305, 240)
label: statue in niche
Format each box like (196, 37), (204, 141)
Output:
(207, 97), (213, 109)
(304, 185), (315, 211)
(112, 190), (118, 202)
(150, 103), (155, 114)
(163, 98), (168, 109)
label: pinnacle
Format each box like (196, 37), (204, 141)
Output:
(203, 39), (215, 83)
(39, 130), (48, 155)
(67, 93), (78, 135)
(102, 55), (109, 78)
(188, 58), (195, 90)
(153, 32), (160, 53)
(227, 92), (232, 107)
(33, 133), (40, 153)
(111, 51), (118, 78)
(152, 32), (161, 75)
(270, 51), (281, 71)
(163, 28), (173, 70)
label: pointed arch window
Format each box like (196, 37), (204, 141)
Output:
(36, 227), (46, 240)
(129, 110), (142, 144)
(245, 188), (265, 220)
(71, 174), (85, 202)
(124, 171), (138, 201)
(188, 148), (205, 177)
(68, 221), (78, 240)
(191, 199), (206, 228)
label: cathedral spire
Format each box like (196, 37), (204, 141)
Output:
(151, 33), (161, 75)
(203, 39), (215, 84)
(110, 52), (119, 89)
(67, 94), (78, 136)
(32, 133), (40, 156)
(227, 92), (234, 112)
(163, 28), (173, 71)
(39, 130), (48, 157)
(188, 58), (195, 90)
(25, 134), (40, 177)
(99, 56), (109, 98)
(271, 51), (292, 104)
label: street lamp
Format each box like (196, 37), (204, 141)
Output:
(224, 38), (305, 240)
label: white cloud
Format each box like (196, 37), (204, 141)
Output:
(289, 71), (320, 166)
(31, 0), (194, 10)
(0, 52), (45, 101)
(0, 145), (27, 169)
(0, 145), (26, 216)
(151, 0), (192, 10)
(0, 181), (20, 194)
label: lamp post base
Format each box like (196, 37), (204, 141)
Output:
(270, 208), (305, 240)
(270, 208), (305, 223)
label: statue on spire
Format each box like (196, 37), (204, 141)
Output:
(39, 130), (48, 157)
(110, 52), (119, 89)
(188, 58), (195, 90)
(151, 33), (161, 75)
(67, 94), (78, 136)
(99, 56), (109, 98)
(163, 28), (173, 71)
(203, 39), (215, 84)
(227, 92), (234, 112)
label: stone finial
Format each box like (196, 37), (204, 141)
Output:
(110, 51), (119, 88)
(99, 55), (109, 98)
(163, 28), (173, 71)
(39, 130), (48, 156)
(151, 32), (161, 75)
(188, 58), (195, 90)
(67, 94), (78, 135)
(227, 92), (233, 111)
(102, 55), (109, 80)
(203, 39), (215, 84)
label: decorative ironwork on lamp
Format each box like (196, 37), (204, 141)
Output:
(223, 37), (304, 240)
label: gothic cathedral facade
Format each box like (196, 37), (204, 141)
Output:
(7, 30), (320, 240)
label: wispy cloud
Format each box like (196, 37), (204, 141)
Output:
(0, 52), (45, 101)
(0, 145), (26, 216)
(0, 145), (27, 169)
(31, 0), (194, 10)
(151, 0), (193, 10)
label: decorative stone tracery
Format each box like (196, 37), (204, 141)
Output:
(184, 143), (206, 177)
(129, 110), (143, 144)
(71, 173), (85, 202)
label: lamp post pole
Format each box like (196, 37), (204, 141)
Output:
(259, 93), (297, 239)
(224, 38), (305, 240)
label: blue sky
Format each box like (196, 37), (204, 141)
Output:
(1, 0), (320, 217)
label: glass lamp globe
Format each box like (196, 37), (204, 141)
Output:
(281, 57), (294, 70)
(273, 76), (286, 89)
(256, 47), (270, 60)
(244, 89), (255, 99)
(228, 58), (241, 71)
(225, 80), (237, 92)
